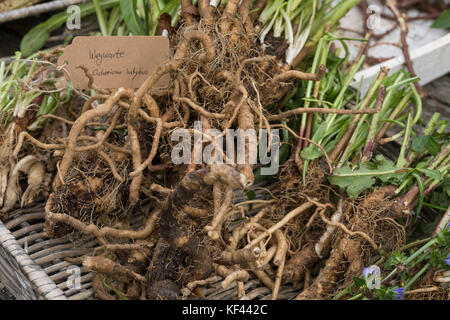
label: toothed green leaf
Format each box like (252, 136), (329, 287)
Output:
(328, 165), (376, 198)
(416, 168), (443, 181)
(411, 135), (441, 156)
(329, 155), (406, 198)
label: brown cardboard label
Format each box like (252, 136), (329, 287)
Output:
(57, 36), (170, 89)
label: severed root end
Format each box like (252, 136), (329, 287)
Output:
(148, 279), (181, 300)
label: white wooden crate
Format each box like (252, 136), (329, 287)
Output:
(335, 0), (450, 93)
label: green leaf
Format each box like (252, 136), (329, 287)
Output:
(20, 13), (66, 57)
(375, 287), (392, 300)
(300, 144), (323, 160)
(431, 10), (450, 29)
(120, 0), (146, 35)
(329, 165), (376, 198)
(384, 250), (407, 270)
(373, 155), (405, 184)
(417, 168), (443, 181)
(329, 155), (406, 197)
(410, 135), (441, 156)
(353, 277), (366, 288)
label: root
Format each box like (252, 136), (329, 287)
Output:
(228, 207), (269, 250)
(181, 275), (221, 298)
(82, 256), (147, 283)
(258, 244), (277, 267)
(129, 118), (163, 177)
(183, 205), (209, 218)
(245, 201), (314, 248)
(271, 64), (326, 83)
(128, 30), (215, 204)
(21, 161), (45, 207)
(56, 88), (133, 188)
(92, 274), (118, 300)
(283, 244), (319, 284)
(251, 268), (274, 290)
(318, 208), (378, 251)
(342, 238), (362, 284)
(217, 247), (261, 266)
(315, 200), (344, 258)
(14, 131), (63, 157)
(295, 237), (346, 300)
(272, 230), (287, 300)
(181, 0), (198, 26)
(159, 165), (246, 283)
(205, 186), (233, 240)
(45, 196), (159, 243)
(221, 270), (250, 289)
(1, 156), (41, 212)
(237, 103), (255, 185)
(98, 150), (124, 182)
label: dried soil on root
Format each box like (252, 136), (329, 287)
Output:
(279, 181), (408, 299)
(45, 150), (132, 237)
(273, 160), (331, 251)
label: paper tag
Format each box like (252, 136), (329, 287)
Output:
(57, 36), (170, 89)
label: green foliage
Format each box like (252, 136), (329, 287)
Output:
(345, 225), (449, 300)
(328, 155), (406, 198)
(120, 0), (146, 35)
(411, 135), (441, 156)
(431, 10), (450, 29)
(20, 0), (120, 57)
(427, 178), (450, 208)
(384, 250), (407, 270)
(374, 286), (395, 300)
(20, 0), (182, 56)
(353, 276), (366, 288)
(0, 52), (71, 128)
(429, 250), (449, 268)
(329, 164), (376, 198)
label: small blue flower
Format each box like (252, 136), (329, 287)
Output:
(362, 267), (378, 287)
(362, 267), (374, 278)
(446, 222), (450, 231)
(445, 253), (450, 266)
(392, 287), (405, 300)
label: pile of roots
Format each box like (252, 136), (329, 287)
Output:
(0, 0), (413, 300)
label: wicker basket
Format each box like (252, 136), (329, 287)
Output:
(0, 204), (97, 300)
(0, 193), (304, 301)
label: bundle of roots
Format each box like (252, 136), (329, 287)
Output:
(0, 0), (412, 300)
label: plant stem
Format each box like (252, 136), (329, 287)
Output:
(404, 263), (430, 290)
(397, 111), (413, 168)
(332, 168), (409, 177)
(292, 0), (360, 66)
(382, 238), (437, 283)
(348, 293), (363, 300)
(399, 237), (431, 252)
(93, 0), (109, 36)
